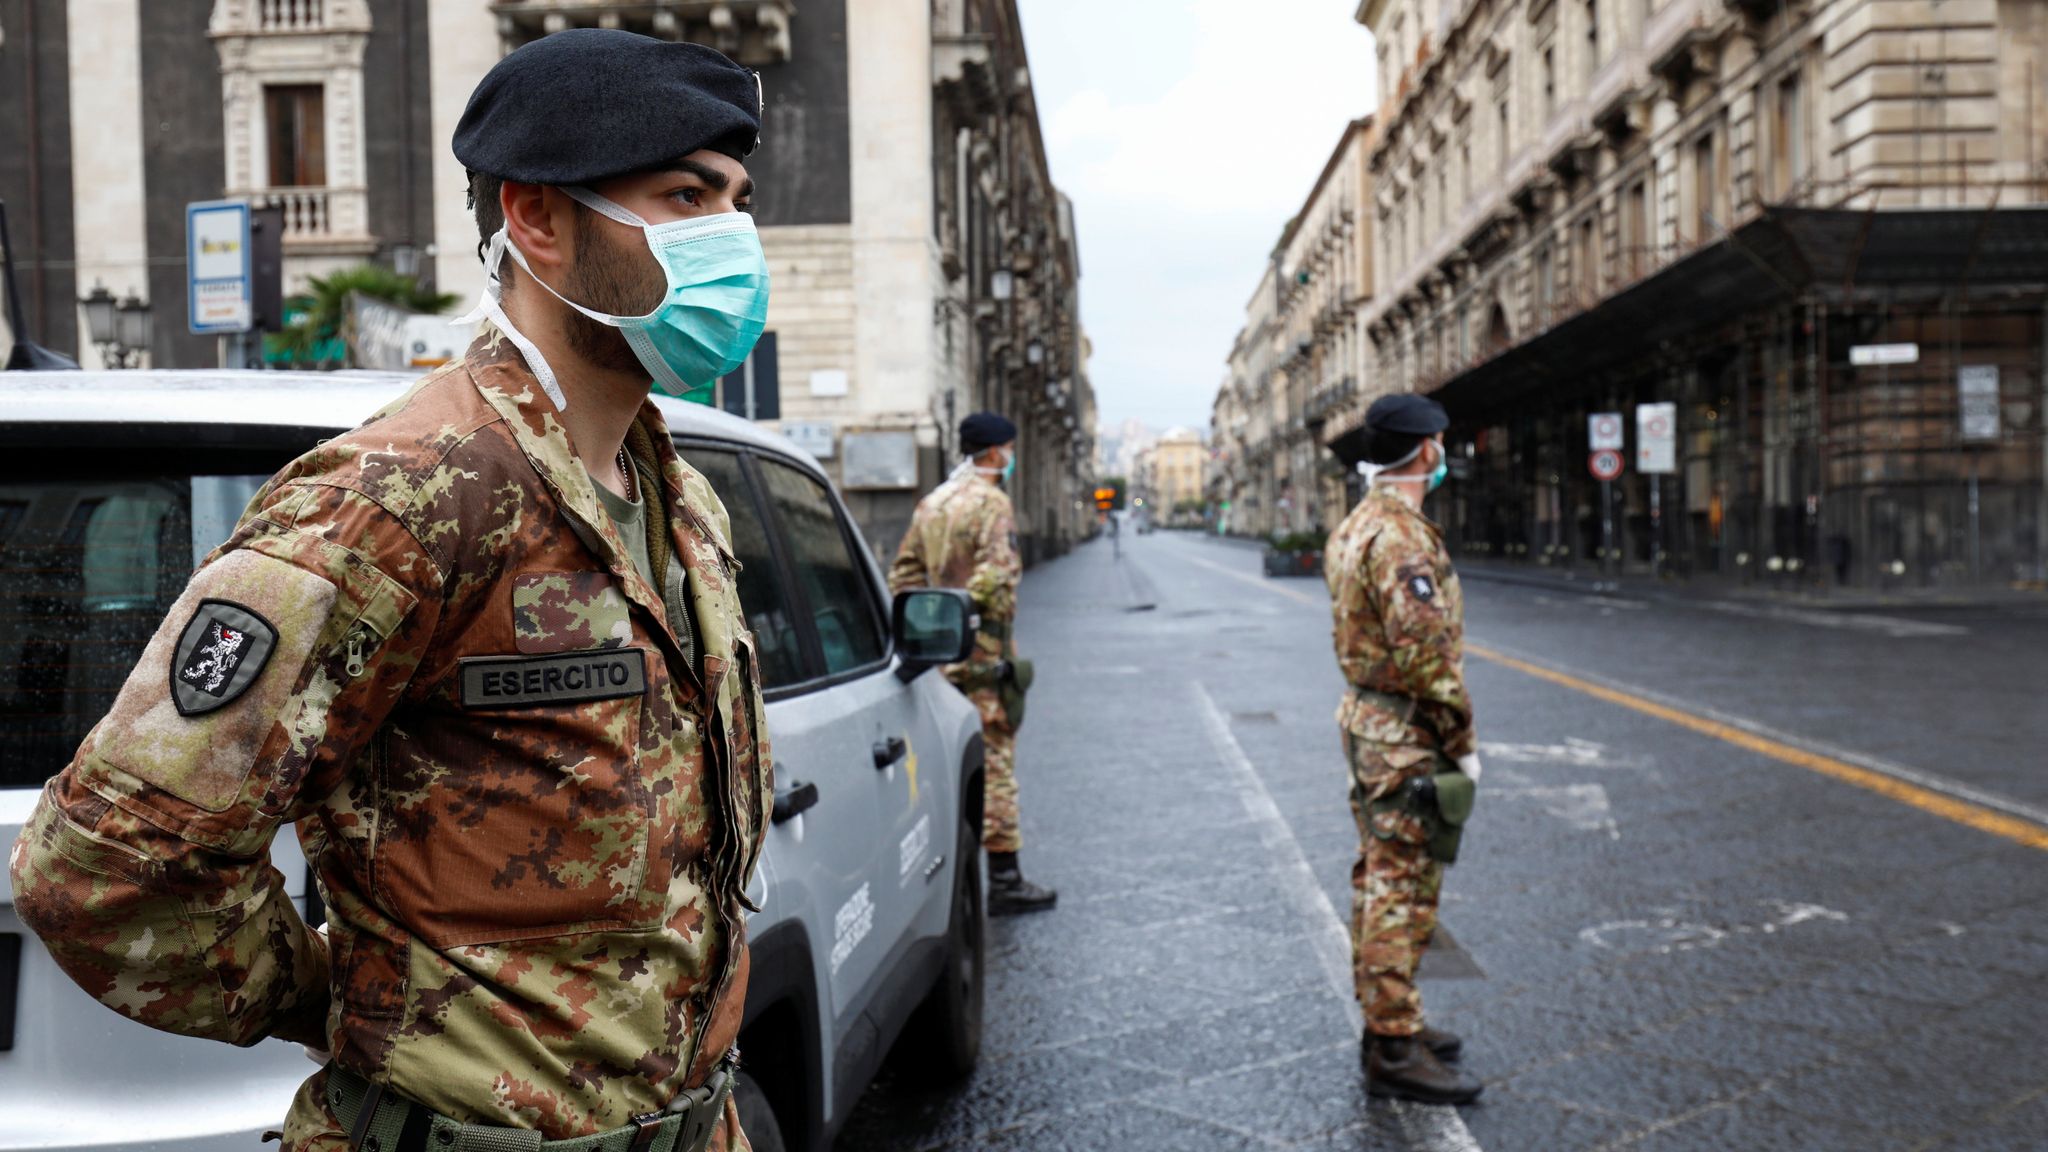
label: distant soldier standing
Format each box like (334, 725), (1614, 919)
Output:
(1326, 394), (1484, 1105)
(12, 31), (775, 1149)
(889, 413), (1057, 916)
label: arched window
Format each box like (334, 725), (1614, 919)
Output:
(1486, 303), (1512, 354)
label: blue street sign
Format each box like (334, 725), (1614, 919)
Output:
(187, 200), (252, 335)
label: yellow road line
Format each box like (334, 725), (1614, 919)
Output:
(1467, 644), (2048, 853)
(1172, 543), (2048, 852)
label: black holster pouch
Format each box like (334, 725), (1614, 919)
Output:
(1397, 764), (1477, 865)
(998, 658), (1034, 728)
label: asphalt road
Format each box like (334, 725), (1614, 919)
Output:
(837, 529), (2048, 1151)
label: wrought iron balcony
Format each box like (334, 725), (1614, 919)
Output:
(492, 1), (793, 65)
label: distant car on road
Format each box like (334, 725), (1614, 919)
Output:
(0, 369), (988, 1152)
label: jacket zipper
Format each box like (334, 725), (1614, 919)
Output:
(345, 628), (368, 677)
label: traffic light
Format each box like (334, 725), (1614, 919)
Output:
(1093, 478), (1126, 512)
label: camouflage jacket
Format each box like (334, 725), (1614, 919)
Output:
(886, 469), (1020, 666)
(1324, 484), (1475, 758)
(8, 328), (772, 1143)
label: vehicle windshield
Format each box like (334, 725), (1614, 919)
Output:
(0, 474), (269, 789)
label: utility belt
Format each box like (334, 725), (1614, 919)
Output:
(326, 1051), (738, 1152)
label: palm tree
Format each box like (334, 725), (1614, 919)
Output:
(269, 264), (458, 369)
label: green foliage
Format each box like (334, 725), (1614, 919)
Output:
(270, 264), (458, 368)
(1268, 530), (1329, 553)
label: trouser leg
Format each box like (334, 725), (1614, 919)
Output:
(971, 685), (1020, 853)
(1346, 738), (1443, 1038)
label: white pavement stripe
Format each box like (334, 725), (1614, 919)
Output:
(1179, 546), (2048, 833)
(1181, 553), (1326, 608)
(1480, 640), (2048, 830)
(1191, 681), (1354, 1007)
(1192, 682), (1486, 1152)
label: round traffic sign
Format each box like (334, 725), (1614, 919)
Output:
(1590, 449), (1624, 481)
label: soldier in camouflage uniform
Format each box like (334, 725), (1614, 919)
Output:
(888, 413), (1057, 916)
(1325, 393), (1484, 1105)
(11, 31), (778, 1150)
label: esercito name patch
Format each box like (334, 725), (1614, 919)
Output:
(170, 600), (280, 717)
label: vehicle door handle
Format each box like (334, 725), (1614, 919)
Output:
(873, 736), (908, 769)
(772, 780), (818, 825)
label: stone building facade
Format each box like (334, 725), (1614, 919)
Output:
(1358, 0), (2048, 587)
(1133, 427), (1207, 522)
(0, 0), (1095, 562)
(1212, 117), (1377, 538)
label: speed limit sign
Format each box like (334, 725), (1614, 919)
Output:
(1590, 449), (1624, 481)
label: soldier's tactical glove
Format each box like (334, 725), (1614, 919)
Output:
(1455, 752), (1482, 782)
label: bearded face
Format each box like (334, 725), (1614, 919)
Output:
(563, 207), (666, 375)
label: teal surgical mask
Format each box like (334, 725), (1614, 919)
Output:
(974, 447), (1016, 483)
(470, 188), (771, 408)
(1427, 442), (1449, 493)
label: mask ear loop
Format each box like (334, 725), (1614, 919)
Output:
(1373, 440), (1438, 485)
(455, 228), (572, 412)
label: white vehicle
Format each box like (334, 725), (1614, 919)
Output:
(0, 370), (988, 1152)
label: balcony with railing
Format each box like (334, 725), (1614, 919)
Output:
(227, 187), (374, 255)
(491, 1), (794, 64)
(259, 0), (325, 31)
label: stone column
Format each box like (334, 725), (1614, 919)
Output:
(427, 0), (499, 307)
(68, 0), (149, 369)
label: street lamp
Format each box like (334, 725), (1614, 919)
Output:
(116, 294), (152, 355)
(81, 284), (117, 345)
(80, 283), (151, 368)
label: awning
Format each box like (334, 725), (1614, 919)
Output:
(1424, 205), (2048, 421)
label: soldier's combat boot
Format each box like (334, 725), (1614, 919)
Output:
(1365, 1033), (1484, 1105)
(987, 851), (1057, 916)
(1417, 1024), (1463, 1062)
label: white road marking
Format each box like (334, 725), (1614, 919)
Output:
(1694, 598), (1967, 638)
(1487, 783), (1622, 839)
(1477, 640), (2048, 830)
(1580, 901), (1849, 955)
(1533, 593), (1650, 613)
(1193, 682), (1485, 1152)
(1479, 737), (1645, 769)
(1185, 551), (2041, 835)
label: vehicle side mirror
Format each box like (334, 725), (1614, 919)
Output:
(893, 589), (979, 682)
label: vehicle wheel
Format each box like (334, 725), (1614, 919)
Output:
(898, 812), (985, 1080)
(733, 1069), (786, 1152)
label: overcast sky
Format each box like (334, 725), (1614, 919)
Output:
(1017, 0), (1379, 435)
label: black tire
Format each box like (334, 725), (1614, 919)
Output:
(733, 1069), (786, 1152)
(898, 812), (985, 1080)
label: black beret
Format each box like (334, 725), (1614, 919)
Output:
(453, 29), (762, 186)
(959, 412), (1018, 453)
(1365, 393), (1450, 437)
